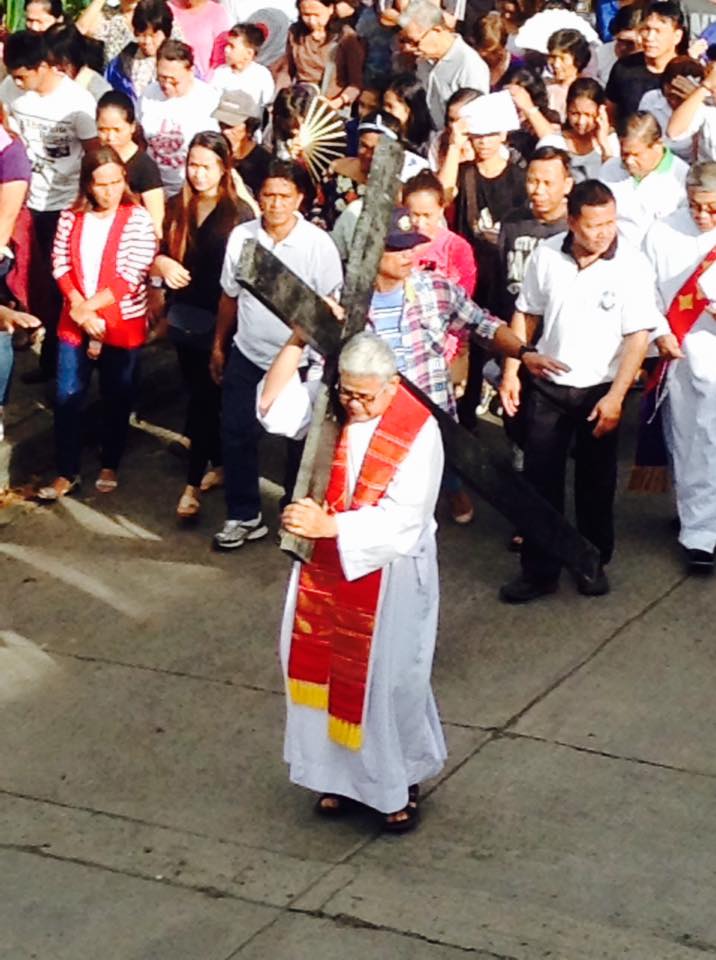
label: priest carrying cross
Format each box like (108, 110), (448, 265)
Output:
(256, 206), (568, 833)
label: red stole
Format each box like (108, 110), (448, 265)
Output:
(648, 244), (716, 391)
(287, 384), (431, 751)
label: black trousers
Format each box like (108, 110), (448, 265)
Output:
(175, 341), (222, 488)
(222, 347), (303, 521)
(30, 209), (63, 377)
(521, 378), (620, 584)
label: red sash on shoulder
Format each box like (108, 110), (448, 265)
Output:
(287, 384), (431, 751)
(647, 244), (716, 392)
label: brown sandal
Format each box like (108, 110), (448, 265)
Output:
(176, 485), (201, 519)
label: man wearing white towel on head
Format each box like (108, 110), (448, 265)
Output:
(257, 329), (446, 833)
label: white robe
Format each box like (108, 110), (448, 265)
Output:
(258, 375), (447, 813)
(643, 209), (716, 552)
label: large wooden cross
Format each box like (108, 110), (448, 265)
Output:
(238, 140), (601, 581)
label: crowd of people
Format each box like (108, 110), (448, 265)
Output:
(0, 0), (714, 833)
(0, 0), (712, 560)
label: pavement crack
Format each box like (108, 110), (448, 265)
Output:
(43, 647), (284, 697)
(503, 730), (716, 780)
(0, 841), (279, 913)
(499, 573), (689, 734)
(0, 785), (318, 863)
(290, 908), (519, 958)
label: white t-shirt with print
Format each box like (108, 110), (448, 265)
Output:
(138, 79), (220, 197)
(211, 62), (275, 112)
(0, 75), (97, 212)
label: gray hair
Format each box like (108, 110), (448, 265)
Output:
(687, 162), (716, 193)
(399, 0), (444, 31)
(338, 332), (398, 382)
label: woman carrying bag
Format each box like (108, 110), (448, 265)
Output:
(38, 145), (157, 501)
(151, 131), (252, 520)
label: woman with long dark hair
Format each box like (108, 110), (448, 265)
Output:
(383, 73), (434, 156)
(151, 131), (253, 519)
(38, 146), (157, 500)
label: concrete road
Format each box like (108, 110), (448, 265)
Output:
(0, 393), (714, 960)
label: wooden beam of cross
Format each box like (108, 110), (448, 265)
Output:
(238, 244), (602, 582)
(250, 138), (405, 561)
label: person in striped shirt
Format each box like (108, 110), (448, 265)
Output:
(38, 145), (157, 501)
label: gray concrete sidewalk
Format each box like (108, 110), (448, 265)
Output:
(0, 340), (179, 491)
(0, 387), (714, 960)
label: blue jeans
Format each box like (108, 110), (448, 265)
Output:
(55, 340), (139, 479)
(222, 346), (302, 521)
(0, 331), (12, 405)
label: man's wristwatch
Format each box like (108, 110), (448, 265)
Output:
(517, 344), (538, 360)
(149, 276), (164, 289)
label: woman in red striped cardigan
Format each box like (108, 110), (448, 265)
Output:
(38, 145), (157, 501)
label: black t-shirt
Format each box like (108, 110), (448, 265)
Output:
(497, 206), (568, 320)
(168, 199), (254, 313)
(606, 53), (663, 124)
(126, 149), (163, 195)
(454, 159), (527, 314)
(237, 144), (272, 199)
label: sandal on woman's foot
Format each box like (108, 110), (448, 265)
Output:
(37, 475), (81, 502)
(383, 784), (420, 834)
(95, 469), (118, 494)
(314, 793), (352, 817)
(200, 467), (224, 492)
(176, 485), (201, 519)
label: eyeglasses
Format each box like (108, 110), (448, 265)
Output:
(399, 25), (435, 51)
(336, 382), (388, 407)
(688, 199), (716, 216)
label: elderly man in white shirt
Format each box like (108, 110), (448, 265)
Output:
(599, 109), (688, 247)
(210, 158), (343, 551)
(499, 179), (663, 603)
(643, 162), (716, 572)
(398, 0), (489, 130)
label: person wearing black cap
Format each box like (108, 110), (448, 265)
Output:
(366, 206), (567, 523)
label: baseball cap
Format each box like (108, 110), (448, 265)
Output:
(212, 90), (261, 127)
(384, 207), (429, 251)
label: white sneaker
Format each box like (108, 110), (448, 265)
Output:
(213, 516), (269, 551)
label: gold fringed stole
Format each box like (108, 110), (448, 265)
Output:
(287, 385), (431, 750)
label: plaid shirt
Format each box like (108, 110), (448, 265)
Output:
(367, 270), (504, 416)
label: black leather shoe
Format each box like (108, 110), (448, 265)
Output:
(499, 575), (559, 604)
(576, 566), (611, 596)
(686, 549), (715, 573)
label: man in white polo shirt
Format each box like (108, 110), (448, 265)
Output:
(499, 179), (663, 602)
(398, 0), (489, 130)
(210, 159), (343, 551)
